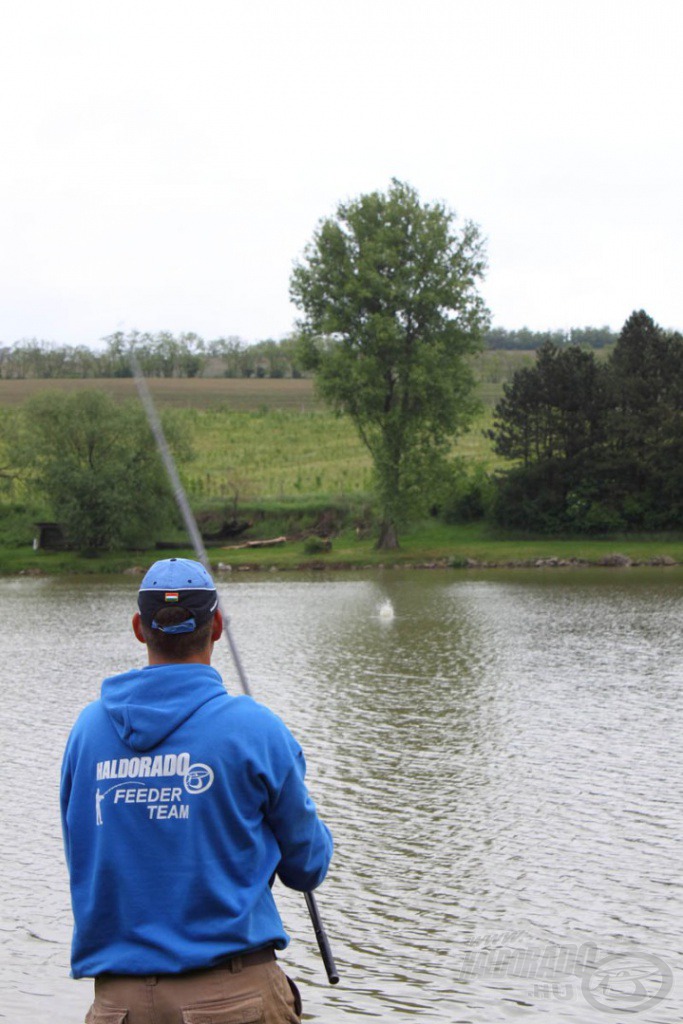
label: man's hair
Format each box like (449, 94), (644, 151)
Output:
(140, 605), (214, 659)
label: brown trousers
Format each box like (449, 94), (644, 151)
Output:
(85, 953), (302, 1024)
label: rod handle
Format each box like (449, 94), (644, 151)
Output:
(304, 891), (340, 984)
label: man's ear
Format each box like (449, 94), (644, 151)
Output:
(211, 609), (223, 643)
(132, 612), (146, 644)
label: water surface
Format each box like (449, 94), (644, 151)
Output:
(2, 568), (683, 1022)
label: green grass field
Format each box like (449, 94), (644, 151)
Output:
(175, 407), (375, 503)
(0, 357), (514, 504)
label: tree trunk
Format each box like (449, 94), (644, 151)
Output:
(376, 519), (399, 550)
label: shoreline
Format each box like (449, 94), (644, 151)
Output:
(5, 549), (682, 577)
(4, 521), (683, 577)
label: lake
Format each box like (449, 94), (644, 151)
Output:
(2, 567), (682, 1022)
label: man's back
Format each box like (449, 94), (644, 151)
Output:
(60, 557), (333, 1023)
(61, 661), (331, 977)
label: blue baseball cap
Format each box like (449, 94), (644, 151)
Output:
(138, 558), (218, 635)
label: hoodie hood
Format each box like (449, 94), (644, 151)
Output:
(101, 663), (226, 752)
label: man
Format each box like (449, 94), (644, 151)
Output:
(61, 557), (333, 1024)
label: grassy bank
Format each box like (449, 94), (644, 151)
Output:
(4, 520), (683, 576)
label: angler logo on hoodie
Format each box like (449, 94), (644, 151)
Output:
(94, 752), (214, 824)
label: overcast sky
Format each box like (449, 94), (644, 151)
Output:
(1, 0), (681, 346)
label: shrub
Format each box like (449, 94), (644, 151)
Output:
(439, 461), (495, 524)
(303, 536), (332, 555)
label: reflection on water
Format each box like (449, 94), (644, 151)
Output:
(2, 569), (683, 1022)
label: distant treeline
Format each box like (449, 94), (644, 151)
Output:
(0, 332), (305, 380)
(485, 326), (617, 350)
(0, 324), (627, 379)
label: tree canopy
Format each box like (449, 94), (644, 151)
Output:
(6, 390), (182, 551)
(290, 179), (489, 547)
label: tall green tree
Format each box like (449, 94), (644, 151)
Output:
(604, 310), (683, 525)
(488, 342), (610, 531)
(608, 310), (683, 455)
(8, 390), (182, 551)
(489, 311), (683, 532)
(489, 342), (607, 466)
(290, 179), (489, 548)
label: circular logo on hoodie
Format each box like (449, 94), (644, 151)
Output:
(183, 763), (214, 794)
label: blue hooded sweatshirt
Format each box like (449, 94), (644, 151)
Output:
(60, 663), (333, 978)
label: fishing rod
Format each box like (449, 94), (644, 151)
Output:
(132, 358), (339, 985)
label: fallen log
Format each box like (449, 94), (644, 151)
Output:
(222, 536), (288, 550)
